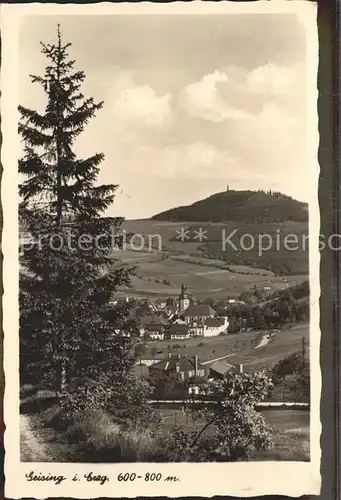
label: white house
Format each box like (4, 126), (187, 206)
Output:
(168, 324), (191, 340)
(188, 322), (205, 337)
(144, 324), (165, 341)
(203, 317), (229, 336)
(188, 316), (229, 337)
(149, 331), (165, 341)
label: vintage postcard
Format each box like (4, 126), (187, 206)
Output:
(2, 1), (321, 498)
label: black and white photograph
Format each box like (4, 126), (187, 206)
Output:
(2, 2), (320, 498)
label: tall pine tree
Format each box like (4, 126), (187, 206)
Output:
(19, 27), (144, 418)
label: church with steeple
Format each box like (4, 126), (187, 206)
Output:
(179, 284), (191, 312)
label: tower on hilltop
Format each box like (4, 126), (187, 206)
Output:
(179, 284), (190, 311)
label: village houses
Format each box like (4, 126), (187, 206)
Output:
(140, 284), (229, 340)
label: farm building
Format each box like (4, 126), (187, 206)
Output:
(167, 324), (191, 340)
(144, 323), (165, 340)
(150, 354), (208, 380)
(208, 360), (244, 379)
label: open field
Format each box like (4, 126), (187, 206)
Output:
(114, 220), (309, 299)
(255, 409), (310, 461)
(114, 251), (307, 302)
(229, 323), (309, 372)
(143, 323), (309, 368)
(121, 219), (309, 275)
(159, 406), (309, 431)
(158, 407), (309, 461)
(144, 328), (263, 362)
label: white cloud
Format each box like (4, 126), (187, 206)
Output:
(113, 84), (172, 127)
(246, 63), (302, 96)
(180, 70), (251, 122)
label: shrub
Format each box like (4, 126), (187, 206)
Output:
(66, 411), (119, 445)
(61, 373), (162, 430)
(67, 410), (160, 462)
(269, 352), (310, 403)
(40, 405), (66, 431)
(159, 373), (274, 462)
(272, 351), (305, 380)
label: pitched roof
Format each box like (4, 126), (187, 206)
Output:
(167, 324), (189, 334)
(205, 318), (225, 327)
(145, 323), (165, 332)
(184, 304), (216, 317)
(209, 360), (236, 376)
(151, 355), (205, 373)
(141, 311), (170, 327)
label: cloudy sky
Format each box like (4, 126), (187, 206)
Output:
(19, 14), (309, 219)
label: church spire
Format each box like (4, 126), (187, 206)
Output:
(179, 283), (187, 298)
(179, 284), (190, 311)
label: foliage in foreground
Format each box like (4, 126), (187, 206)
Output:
(157, 372), (274, 462)
(66, 411), (160, 462)
(37, 372), (274, 463)
(61, 372), (162, 430)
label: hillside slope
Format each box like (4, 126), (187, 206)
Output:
(152, 190), (308, 224)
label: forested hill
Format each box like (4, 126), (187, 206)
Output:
(151, 190), (308, 223)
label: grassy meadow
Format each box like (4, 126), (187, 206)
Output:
(142, 323), (309, 368)
(115, 219), (309, 299)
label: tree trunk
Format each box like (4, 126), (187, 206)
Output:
(60, 362), (66, 392)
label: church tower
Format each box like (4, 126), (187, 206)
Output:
(179, 284), (190, 311)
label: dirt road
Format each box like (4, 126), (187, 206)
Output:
(20, 414), (48, 461)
